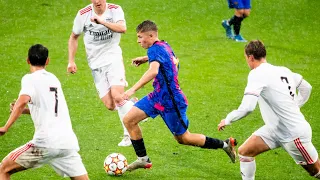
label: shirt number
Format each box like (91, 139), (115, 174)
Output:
(49, 87), (58, 116)
(280, 77), (294, 98)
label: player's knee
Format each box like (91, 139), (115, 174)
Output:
(113, 96), (124, 105)
(103, 102), (116, 111)
(176, 138), (185, 145)
(238, 145), (252, 156)
(123, 115), (130, 127)
(235, 9), (244, 16)
(101, 97), (116, 110)
(175, 136), (189, 145)
(0, 162), (8, 174)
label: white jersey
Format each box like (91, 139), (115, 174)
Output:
(19, 69), (79, 150)
(245, 63), (311, 142)
(72, 3), (125, 69)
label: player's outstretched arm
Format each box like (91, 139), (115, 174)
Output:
(220, 94), (259, 129)
(132, 56), (148, 67)
(0, 95), (30, 136)
(9, 99), (30, 114)
(68, 32), (80, 74)
(123, 61), (159, 100)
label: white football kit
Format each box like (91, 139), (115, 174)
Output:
(72, 3), (127, 97)
(6, 69), (87, 177)
(225, 63), (317, 165)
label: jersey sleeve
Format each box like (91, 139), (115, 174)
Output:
(72, 11), (84, 35)
(292, 73), (303, 88)
(244, 70), (266, 97)
(19, 75), (35, 100)
(112, 6), (125, 23)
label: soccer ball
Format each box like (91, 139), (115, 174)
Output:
(104, 153), (128, 176)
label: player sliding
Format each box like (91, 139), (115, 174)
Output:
(218, 40), (320, 180)
(122, 20), (237, 171)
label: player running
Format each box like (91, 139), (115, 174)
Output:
(122, 20), (237, 171)
(68, 0), (133, 146)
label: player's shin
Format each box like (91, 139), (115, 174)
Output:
(201, 136), (224, 149)
(239, 155), (256, 180)
(117, 100), (134, 137)
(131, 138), (148, 159)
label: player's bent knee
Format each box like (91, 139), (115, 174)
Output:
(174, 135), (190, 145)
(123, 116), (130, 127)
(101, 99), (115, 111)
(238, 145), (248, 156)
(0, 162), (10, 174)
(243, 13), (249, 18)
(176, 138), (185, 145)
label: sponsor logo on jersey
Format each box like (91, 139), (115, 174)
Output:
(89, 29), (113, 41)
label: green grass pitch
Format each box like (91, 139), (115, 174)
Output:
(0, 0), (319, 179)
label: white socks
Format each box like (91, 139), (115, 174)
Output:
(117, 100), (134, 137)
(239, 155), (256, 180)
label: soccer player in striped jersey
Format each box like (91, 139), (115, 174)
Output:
(218, 40), (320, 179)
(122, 20), (237, 171)
(68, 0), (133, 146)
(0, 44), (89, 180)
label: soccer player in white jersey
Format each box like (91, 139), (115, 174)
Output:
(0, 44), (89, 180)
(68, 0), (132, 146)
(218, 40), (320, 179)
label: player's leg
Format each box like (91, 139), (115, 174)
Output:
(0, 143), (50, 179)
(0, 157), (26, 179)
(92, 63), (132, 147)
(110, 85), (134, 146)
(123, 97), (156, 171)
(238, 126), (277, 180)
(233, 0), (251, 42)
(282, 138), (320, 178)
(238, 135), (270, 180)
(222, 0), (238, 39)
(109, 57), (136, 147)
(50, 149), (89, 180)
(174, 130), (237, 163)
(302, 159), (320, 178)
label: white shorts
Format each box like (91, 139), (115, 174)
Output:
(91, 58), (128, 98)
(254, 125), (318, 165)
(5, 143), (87, 177)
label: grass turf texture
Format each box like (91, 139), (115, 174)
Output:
(0, 0), (319, 179)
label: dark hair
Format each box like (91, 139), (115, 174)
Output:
(28, 44), (49, 66)
(245, 40), (266, 60)
(136, 20), (158, 33)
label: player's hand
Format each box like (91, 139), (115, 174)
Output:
(132, 57), (148, 67)
(218, 119), (226, 131)
(9, 99), (16, 113)
(0, 127), (8, 136)
(90, 16), (104, 24)
(123, 88), (136, 100)
(67, 62), (77, 74)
